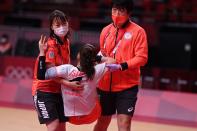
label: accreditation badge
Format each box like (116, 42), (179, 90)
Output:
(124, 32), (132, 40)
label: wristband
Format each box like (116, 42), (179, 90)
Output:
(120, 62), (128, 71)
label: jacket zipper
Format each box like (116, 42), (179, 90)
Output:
(109, 28), (119, 92)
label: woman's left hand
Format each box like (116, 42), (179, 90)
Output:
(39, 34), (47, 56)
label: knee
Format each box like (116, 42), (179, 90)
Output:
(46, 120), (62, 131)
(118, 117), (131, 130)
(118, 122), (130, 130)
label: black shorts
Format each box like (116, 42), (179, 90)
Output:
(33, 90), (68, 124)
(97, 86), (138, 116)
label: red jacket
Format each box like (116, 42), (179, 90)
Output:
(32, 37), (70, 96)
(99, 21), (148, 92)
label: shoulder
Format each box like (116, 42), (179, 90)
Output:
(128, 21), (146, 32)
(127, 21), (147, 37)
(46, 38), (57, 56)
(56, 64), (77, 74)
(103, 23), (113, 30)
(57, 64), (76, 72)
(47, 37), (55, 44)
(55, 64), (80, 79)
(47, 37), (57, 47)
(101, 23), (113, 34)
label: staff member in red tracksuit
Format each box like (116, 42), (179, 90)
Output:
(94, 0), (148, 131)
(32, 10), (81, 131)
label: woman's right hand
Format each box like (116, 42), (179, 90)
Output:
(105, 57), (116, 64)
(39, 34), (47, 56)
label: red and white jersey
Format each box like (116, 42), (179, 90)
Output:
(46, 63), (106, 116)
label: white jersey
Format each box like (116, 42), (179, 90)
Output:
(46, 63), (106, 116)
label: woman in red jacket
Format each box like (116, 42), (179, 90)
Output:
(94, 0), (148, 131)
(32, 10), (81, 131)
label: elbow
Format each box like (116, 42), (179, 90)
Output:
(141, 57), (148, 66)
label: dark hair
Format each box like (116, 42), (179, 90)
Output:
(79, 44), (97, 80)
(111, 0), (133, 13)
(49, 10), (70, 45)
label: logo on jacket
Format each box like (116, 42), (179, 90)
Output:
(68, 70), (85, 80)
(124, 32), (132, 40)
(127, 106), (134, 113)
(49, 51), (55, 59)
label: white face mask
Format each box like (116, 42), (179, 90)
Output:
(54, 26), (68, 37)
(0, 38), (6, 43)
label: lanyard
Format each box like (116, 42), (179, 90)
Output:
(112, 40), (121, 54)
(103, 25), (126, 56)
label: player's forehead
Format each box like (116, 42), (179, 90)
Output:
(52, 17), (68, 26)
